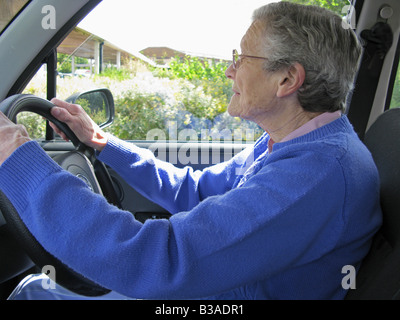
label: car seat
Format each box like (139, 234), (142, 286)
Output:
(346, 107), (400, 299)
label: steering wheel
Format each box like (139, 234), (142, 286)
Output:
(0, 94), (118, 296)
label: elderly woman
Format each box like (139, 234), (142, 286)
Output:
(0, 2), (382, 300)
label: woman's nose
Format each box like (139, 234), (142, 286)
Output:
(225, 63), (235, 80)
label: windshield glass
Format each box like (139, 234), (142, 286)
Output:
(0, 0), (30, 34)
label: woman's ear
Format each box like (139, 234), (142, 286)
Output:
(276, 63), (305, 98)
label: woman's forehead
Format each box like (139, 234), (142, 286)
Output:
(240, 20), (265, 52)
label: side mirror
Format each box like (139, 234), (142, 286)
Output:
(65, 88), (115, 129)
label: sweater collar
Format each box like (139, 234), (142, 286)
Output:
(267, 112), (348, 152)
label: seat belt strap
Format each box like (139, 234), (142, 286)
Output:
(347, 21), (393, 140)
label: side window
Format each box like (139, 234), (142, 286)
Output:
(389, 63), (400, 109)
(21, 28), (263, 143)
(19, 0), (354, 144)
(52, 27), (263, 143)
(20, 65), (47, 139)
(22, 13), (263, 144)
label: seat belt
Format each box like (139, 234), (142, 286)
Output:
(346, 20), (393, 140)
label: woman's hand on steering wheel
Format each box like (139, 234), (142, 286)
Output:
(0, 111), (31, 165)
(50, 98), (108, 152)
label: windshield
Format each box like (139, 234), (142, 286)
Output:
(0, 0), (30, 34)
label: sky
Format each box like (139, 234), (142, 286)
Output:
(78, 0), (277, 59)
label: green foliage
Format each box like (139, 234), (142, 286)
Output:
(286, 0), (349, 15)
(76, 97), (108, 126)
(177, 85), (222, 121)
(108, 91), (165, 140)
(168, 56), (227, 82)
(152, 56), (232, 121)
(16, 112), (46, 139)
(57, 53), (90, 74)
(95, 67), (133, 81)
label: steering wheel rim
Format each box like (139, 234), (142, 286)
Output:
(0, 94), (121, 207)
(1, 94), (81, 147)
(0, 94), (113, 296)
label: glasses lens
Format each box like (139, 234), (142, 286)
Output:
(233, 50), (239, 69)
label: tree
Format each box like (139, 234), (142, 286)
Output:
(287, 0), (349, 15)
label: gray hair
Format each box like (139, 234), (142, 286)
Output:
(252, 1), (362, 113)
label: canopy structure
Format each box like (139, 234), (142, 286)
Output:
(57, 27), (157, 74)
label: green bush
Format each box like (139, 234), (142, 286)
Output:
(94, 67), (133, 81)
(152, 56), (232, 120)
(17, 112), (46, 139)
(108, 91), (165, 140)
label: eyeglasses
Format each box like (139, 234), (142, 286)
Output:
(232, 49), (269, 70)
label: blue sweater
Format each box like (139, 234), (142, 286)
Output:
(0, 115), (382, 299)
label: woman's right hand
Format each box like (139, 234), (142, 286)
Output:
(50, 98), (109, 152)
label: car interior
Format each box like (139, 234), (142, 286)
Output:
(0, 0), (399, 300)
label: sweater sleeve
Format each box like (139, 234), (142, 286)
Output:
(0, 140), (356, 299)
(97, 136), (254, 213)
